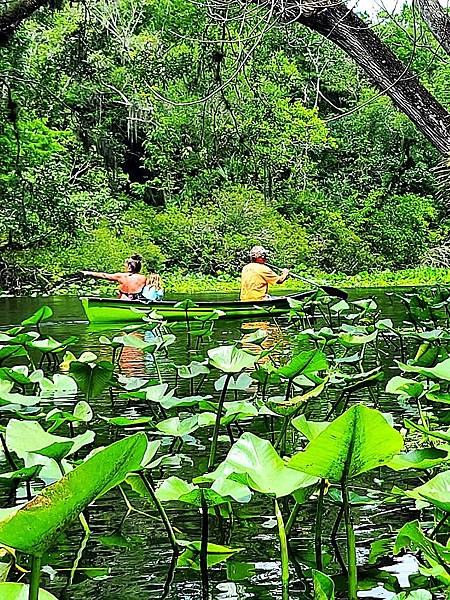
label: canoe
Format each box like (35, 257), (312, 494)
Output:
(81, 291), (319, 324)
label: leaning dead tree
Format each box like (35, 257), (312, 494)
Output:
(294, 3), (450, 154)
(201, 0), (450, 155)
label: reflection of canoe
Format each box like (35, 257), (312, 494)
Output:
(81, 291), (324, 323)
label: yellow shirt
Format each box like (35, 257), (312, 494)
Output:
(240, 263), (280, 301)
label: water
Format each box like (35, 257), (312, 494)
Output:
(0, 290), (439, 599)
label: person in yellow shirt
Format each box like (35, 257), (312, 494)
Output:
(240, 246), (289, 301)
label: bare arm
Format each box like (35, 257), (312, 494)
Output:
(276, 269), (289, 284)
(81, 271), (123, 282)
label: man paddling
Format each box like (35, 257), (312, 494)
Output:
(240, 246), (289, 301)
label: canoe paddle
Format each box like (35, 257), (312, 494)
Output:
(266, 263), (348, 300)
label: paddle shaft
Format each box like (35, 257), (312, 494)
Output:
(266, 263), (347, 300)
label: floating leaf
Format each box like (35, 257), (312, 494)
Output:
(177, 541), (242, 569)
(100, 415), (154, 428)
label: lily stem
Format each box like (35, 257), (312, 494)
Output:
(200, 490), (209, 600)
(208, 373), (232, 469)
(341, 479), (357, 600)
(275, 499), (289, 593)
(28, 554), (42, 600)
(285, 501), (301, 537)
(315, 479), (326, 571)
(139, 472), (178, 551)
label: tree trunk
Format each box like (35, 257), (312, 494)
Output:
(292, 4), (450, 154)
(0, 0), (48, 46)
(416, 0), (450, 55)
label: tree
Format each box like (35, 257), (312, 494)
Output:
(3, 0), (450, 154)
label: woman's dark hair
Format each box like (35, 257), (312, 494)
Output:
(125, 254), (142, 273)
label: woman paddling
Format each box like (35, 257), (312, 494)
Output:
(82, 254), (149, 301)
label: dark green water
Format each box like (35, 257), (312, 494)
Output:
(0, 290), (432, 599)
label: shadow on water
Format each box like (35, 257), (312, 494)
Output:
(0, 289), (439, 599)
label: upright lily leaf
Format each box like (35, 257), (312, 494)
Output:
(21, 306), (53, 327)
(156, 416), (199, 437)
(397, 357), (450, 381)
(155, 476), (196, 502)
(59, 351), (97, 371)
(38, 374), (78, 397)
(208, 346), (257, 373)
(154, 477), (225, 507)
(394, 520), (450, 584)
(6, 419), (95, 462)
(215, 373), (253, 391)
(338, 331), (378, 347)
(203, 432), (318, 497)
(0, 583), (58, 599)
(0, 382), (40, 407)
(0, 346), (27, 364)
(0, 433), (147, 555)
(0, 368), (32, 386)
(292, 415), (330, 440)
(276, 350), (328, 380)
(403, 470), (450, 512)
(240, 329), (268, 345)
(387, 448), (448, 471)
(177, 361), (210, 379)
(288, 405), (404, 481)
(312, 569), (335, 599)
(29, 337), (78, 354)
(385, 376), (424, 399)
(174, 299), (197, 310)
(145, 383), (174, 404)
(405, 419), (450, 442)
(73, 401), (93, 423)
(69, 361), (114, 400)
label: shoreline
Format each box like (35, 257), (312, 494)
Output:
(1, 266), (449, 297)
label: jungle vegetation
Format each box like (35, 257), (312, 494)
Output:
(1, 0), (450, 291)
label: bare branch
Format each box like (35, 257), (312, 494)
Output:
(416, 0), (450, 55)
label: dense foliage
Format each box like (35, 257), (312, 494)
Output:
(0, 0), (448, 288)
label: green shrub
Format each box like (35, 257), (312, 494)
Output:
(353, 191), (438, 268)
(126, 185), (313, 275)
(12, 223), (165, 276)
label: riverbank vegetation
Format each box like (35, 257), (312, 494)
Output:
(1, 0), (450, 294)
